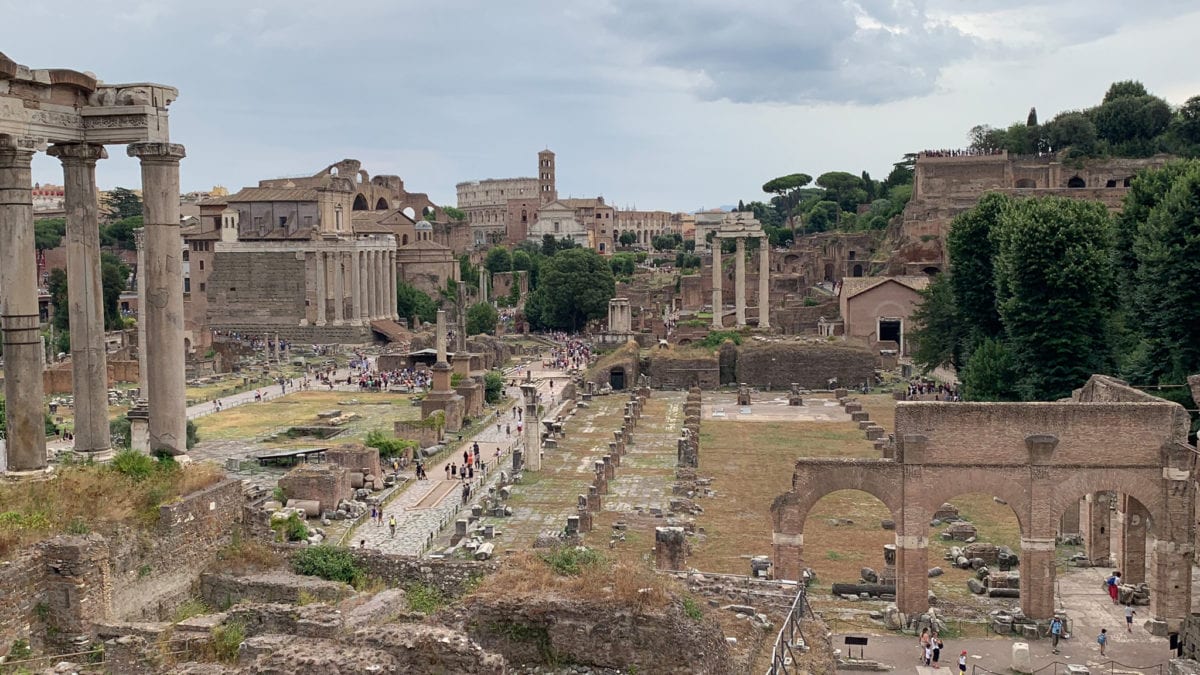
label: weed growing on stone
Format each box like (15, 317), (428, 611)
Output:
(171, 598), (211, 623)
(271, 513), (309, 543)
(682, 595), (703, 621)
(405, 583), (446, 614)
(540, 546), (605, 576)
(209, 621), (244, 663)
(216, 532), (280, 574)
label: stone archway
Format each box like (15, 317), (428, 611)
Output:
(771, 396), (1195, 627)
(375, 197), (389, 210)
(353, 194), (369, 210)
(1068, 176), (1086, 188)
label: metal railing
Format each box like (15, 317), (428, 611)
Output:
(767, 582), (812, 674)
(974, 659), (1165, 674)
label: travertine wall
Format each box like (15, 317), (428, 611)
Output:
(734, 342), (874, 390)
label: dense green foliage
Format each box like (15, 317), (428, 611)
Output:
(484, 246), (512, 274)
(34, 218), (65, 251)
(912, 161), (1200, 415)
(292, 546), (365, 586)
(46, 252), (131, 352)
(484, 371), (506, 404)
(968, 80), (1198, 159)
(751, 155), (914, 236)
(396, 281), (438, 326)
(466, 301), (498, 335)
(442, 205), (467, 221)
(364, 429), (418, 459)
(104, 187), (143, 221)
(525, 248), (615, 331)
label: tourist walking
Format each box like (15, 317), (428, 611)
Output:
(1106, 571), (1122, 604)
(931, 635), (943, 668)
(1049, 616), (1063, 653)
(388, 514), (396, 538)
(958, 650), (967, 673)
(918, 628), (930, 664)
(1097, 628), (1108, 656)
(1125, 605), (1136, 632)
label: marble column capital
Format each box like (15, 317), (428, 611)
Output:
(127, 142), (186, 163)
(47, 143), (108, 164)
(0, 135), (44, 155)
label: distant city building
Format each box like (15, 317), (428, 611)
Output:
(456, 149), (557, 248)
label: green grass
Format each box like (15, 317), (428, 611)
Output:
(405, 583), (446, 614)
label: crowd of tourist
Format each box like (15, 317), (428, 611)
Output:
(212, 330), (292, 354)
(904, 380), (960, 401)
(547, 336), (592, 370)
(920, 147), (1004, 157)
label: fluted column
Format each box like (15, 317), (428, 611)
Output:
(314, 251), (327, 326)
(374, 250), (385, 319)
(357, 250), (369, 324)
(133, 227), (148, 393)
(389, 249), (399, 320)
(345, 251), (361, 326)
(0, 138), (47, 472)
(330, 250), (344, 325)
(128, 142), (187, 456)
(735, 236), (746, 328)
(758, 236), (770, 329)
(48, 143), (110, 457)
(710, 239), (722, 330)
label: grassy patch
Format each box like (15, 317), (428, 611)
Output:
(192, 391), (417, 444)
(682, 595), (703, 621)
(471, 550), (675, 612)
(405, 583), (447, 614)
(171, 598), (211, 623)
(0, 457), (223, 559)
(216, 533), (281, 575)
(209, 621), (244, 663)
(540, 547), (605, 576)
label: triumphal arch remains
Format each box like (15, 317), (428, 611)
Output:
(772, 389), (1196, 630)
(1, 51), (186, 472)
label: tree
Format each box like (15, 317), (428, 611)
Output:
(35, 218), (66, 251)
(484, 246), (512, 274)
(992, 197), (1118, 400)
(541, 234), (560, 257)
(947, 193), (1008, 363)
(442, 205), (466, 221)
(1178, 96), (1200, 145)
(1093, 94), (1172, 146)
(526, 248), (615, 331)
(1026, 107), (1038, 127)
(105, 187), (142, 221)
(815, 172), (867, 213)
(618, 231), (637, 247)
(1103, 80), (1149, 103)
(458, 254), (479, 289)
(959, 338), (1021, 401)
(908, 274), (959, 371)
(466, 302), (498, 335)
(100, 252), (129, 330)
(511, 249), (533, 272)
(609, 253), (636, 277)
(762, 173), (812, 201)
(396, 281), (437, 326)
(100, 216), (141, 250)
(1042, 111), (1097, 154)
(1128, 161), (1200, 387)
(804, 200), (840, 233)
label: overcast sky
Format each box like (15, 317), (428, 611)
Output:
(5, 0), (1199, 212)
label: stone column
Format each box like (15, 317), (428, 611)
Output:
(758, 237), (770, 329)
(375, 249), (386, 319)
(330, 251), (344, 325)
(522, 383), (541, 472)
(1083, 492), (1111, 564)
(0, 138), (47, 472)
(49, 143), (110, 457)
(389, 249), (399, 320)
(734, 236), (746, 328)
(313, 251), (327, 326)
(710, 239), (722, 330)
(128, 142), (187, 457)
(1019, 536), (1057, 619)
(655, 526), (687, 571)
(133, 228), (149, 394)
(362, 250), (374, 321)
(344, 251), (361, 326)
(1117, 495), (1149, 584)
(357, 250), (369, 325)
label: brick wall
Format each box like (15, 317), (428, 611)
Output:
(207, 250), (307, 329)
(43, 360), (140, 395)
(0, 548), (43, 652)
(347, 550), (496, 598)
(648, 352), (720, 389)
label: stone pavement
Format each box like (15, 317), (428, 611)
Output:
(356, 360), (568, 555)
(602, 392), (683, 514)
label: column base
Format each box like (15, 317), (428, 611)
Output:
(331, 319), (344, 326)
(3, 466), (55, 481)
(315, 320), (327, 327)
(73, 448), (116, 463)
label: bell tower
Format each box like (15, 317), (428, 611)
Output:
(538, 149), (557, 204)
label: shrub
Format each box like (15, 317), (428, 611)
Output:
(272, 512), (309, 542)
(186, 419), (199, 450)
(364, 429), (418, 459)
(682, 595), (703, 621)
(292, 546), (364, 587)
(484, 370), (506, 404)
(697, 330), (742, 349)
(111, 449), (157, 481)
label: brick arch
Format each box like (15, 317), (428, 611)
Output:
(1046, 468), (1166, 532)
(918, 477), (1032, 537)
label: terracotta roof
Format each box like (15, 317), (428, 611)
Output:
(226, 187), (319, 203)
(841, 275), (931, 300)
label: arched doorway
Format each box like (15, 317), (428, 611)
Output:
(927, 492), (1024, 602)
(922, 266), (941, 276)
(852, 264), (863, 277)
(1067, 176), (1086, 188)
(802, 489), (896, 587)
(824, 263), (834, 282)
(353, 194), (369, 210)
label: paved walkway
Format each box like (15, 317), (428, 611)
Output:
(354, 358), (569, 555)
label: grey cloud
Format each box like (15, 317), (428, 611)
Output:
(597, 0), (983, 104)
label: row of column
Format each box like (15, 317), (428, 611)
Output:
(710, 236), (770, 330)
(0, 139), (186, 472)
(311, 247), (398, 326)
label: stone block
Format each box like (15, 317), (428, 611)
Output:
(1012, 642), (1032, 674)
(278, 464), (352, 514)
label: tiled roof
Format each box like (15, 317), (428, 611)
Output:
(841, 275), (931, 299)
(226, 187), (319, 203)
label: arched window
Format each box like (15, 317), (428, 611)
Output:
(852, 264), (863, 277)
(402, 234), (409, 245)
(375, 197), (389, 210)
(353, 194), (369, 210)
